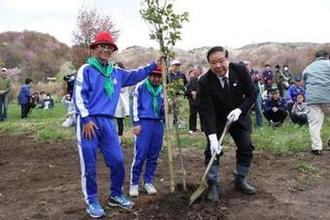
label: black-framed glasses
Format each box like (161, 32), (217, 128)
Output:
(97, 44), (114, 52)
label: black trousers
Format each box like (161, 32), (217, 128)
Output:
(116, 118), (124, 136)
(263, 110), (287, 122)
(290, 113), (308, 125)
(189, 103), (200, 131)
(204, 122), (254, 168)
(287, 102), (294, 113)
(21, 104), (30, 118)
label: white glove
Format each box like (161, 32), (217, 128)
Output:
(208, 134), (220, 155)
(227, 108), (242, 122)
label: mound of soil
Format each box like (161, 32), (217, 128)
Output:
(0, 133), (330, 219)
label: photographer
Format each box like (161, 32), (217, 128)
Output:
(63, 72), (76, 99)
(62, 72), (77, 127)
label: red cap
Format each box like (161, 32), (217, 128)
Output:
(90, 31), (118, 51)
(151, 66), (163, 75)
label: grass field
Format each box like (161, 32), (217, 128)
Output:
(0, 103), (329, 154)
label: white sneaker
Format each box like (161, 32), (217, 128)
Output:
(144, 183), (157, 195)
(129, 185), (139, 197)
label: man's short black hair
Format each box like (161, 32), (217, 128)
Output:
(25, 78), (32, 84)
(315, 50), (329, 59)
(207, 46), (228, 62)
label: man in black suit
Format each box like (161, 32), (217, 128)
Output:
(198, 46), (256, 202)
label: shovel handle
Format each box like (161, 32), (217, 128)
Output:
(200, 120), (231, 182)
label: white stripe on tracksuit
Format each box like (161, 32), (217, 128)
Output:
(75, 64), (89, 204)
(76, 116), (88, 204)
(75, 64), (90, 118)
(130, 135), (138, 185)
(130, 83), (140, 185)
(132, 81), (144, 123)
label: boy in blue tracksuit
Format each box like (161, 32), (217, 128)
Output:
(129, 66), (164, 197)
(73, 31), (158, 219)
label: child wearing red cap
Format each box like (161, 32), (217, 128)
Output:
(129, 67), (164, 197)
(73, 31), (158, 218)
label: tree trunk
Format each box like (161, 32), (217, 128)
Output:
(161, 57), (175, 192)
(173, 98), (187, 190)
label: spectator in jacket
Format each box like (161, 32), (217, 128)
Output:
(168, 59), (187, 128)
(42, 94), (55, 109)
(168, 59), (187, 85)
(0, 67), (12, 121)
(274, 65), (285, 97)
(287, 76), (305, 118)
(262, 64), (273, 91)
(291, 93), (309, 126)
(29, 92), (39, 109)
(114, 62), (130, 142)
(186, 66), (203, 134)
(283, 65), (294, 85)
(62, 94), (76, 128)
(38, 91), (46, 105)
(263, 85), (288, 126)
(244, 61), (263, 127)
(302, 50), (330, 155)
(62, 73), (76, 127)
(17, 78), (32, 119)
(287, 76), (304, 104)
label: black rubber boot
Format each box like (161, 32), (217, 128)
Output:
(207, 165), (220, 202)
(234, 165), (256, 195)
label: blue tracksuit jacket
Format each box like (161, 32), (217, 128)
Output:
(17, 84), (31, 104)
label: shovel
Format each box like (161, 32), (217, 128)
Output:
(189, 119), (231, 206)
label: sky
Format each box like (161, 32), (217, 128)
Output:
(0, 0), (329, 51)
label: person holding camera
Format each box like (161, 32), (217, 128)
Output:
(62, 72), (77, 127)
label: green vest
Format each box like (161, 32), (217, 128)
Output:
(0, 76), (12, 92)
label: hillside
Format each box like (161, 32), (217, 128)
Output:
(0, 31), (70, 81)
(116, 42), (330, 75)
(1, 30), (329, 81)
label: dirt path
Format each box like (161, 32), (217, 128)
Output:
(0, 133), (329, 219)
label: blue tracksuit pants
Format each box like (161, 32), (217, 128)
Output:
(76, 115), (125, 204)
(130, 119), (164, 185)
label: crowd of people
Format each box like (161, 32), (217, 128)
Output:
(239, 62), (304, 127)
(1, 30), (329, 219)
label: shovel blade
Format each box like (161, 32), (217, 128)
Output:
(189, 183), (207, 206)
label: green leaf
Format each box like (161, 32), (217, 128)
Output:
(139, 0), (189, 54)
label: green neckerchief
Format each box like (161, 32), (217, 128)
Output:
(144, 79), (162, 115)
(87, 56), (114, 97)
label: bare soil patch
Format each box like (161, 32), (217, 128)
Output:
(0, 133), (329, 219)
